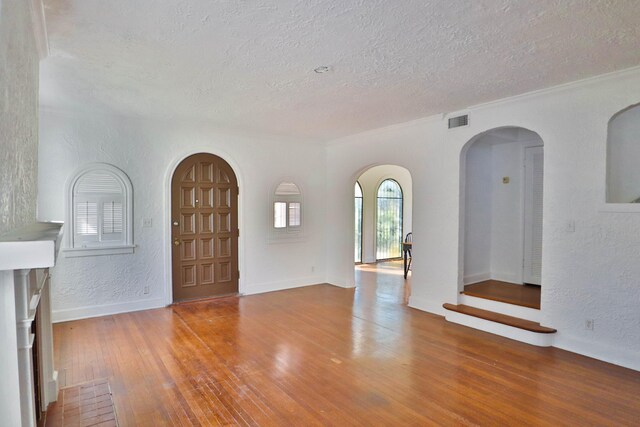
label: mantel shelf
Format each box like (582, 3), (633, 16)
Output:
(0, 222), (63, 271)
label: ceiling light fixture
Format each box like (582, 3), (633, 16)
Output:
(314, 66), (331, 74)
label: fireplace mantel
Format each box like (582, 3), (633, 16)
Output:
(0, 222), (63, 427)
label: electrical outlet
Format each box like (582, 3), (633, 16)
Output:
(143, 286), (150, 295)
(585, 319), (594, 330)
(142, 218), (153, 228)
(565, 220), (575, 233)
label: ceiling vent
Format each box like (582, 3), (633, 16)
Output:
(448, 114), (469, 129)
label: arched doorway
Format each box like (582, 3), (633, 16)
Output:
(376, 179), (403, 260)
(353, 165), (412, 304)
(171, 153), (239, 302)
(460, 127), (544, 307)
(354, 182), (363, 263)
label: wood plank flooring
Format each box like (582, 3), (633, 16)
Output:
(463, 280), (541, 309)
(47, 263), (640, 426)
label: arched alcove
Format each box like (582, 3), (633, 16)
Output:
(607, 103), (640, 203)
(459, 127), (544, 295)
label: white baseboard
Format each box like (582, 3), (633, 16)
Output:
(463, 272), (491, 285)
(408, 295), (446, 316)
(553, 334), (640, 372)
(52, 298), (165, 323)
(491, 272), (521, 284)
(242, 276), (325, 296)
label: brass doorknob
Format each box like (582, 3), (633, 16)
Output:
(174, 239), (180, 246)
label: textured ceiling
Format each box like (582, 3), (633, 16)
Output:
(40, 0), (640, 141)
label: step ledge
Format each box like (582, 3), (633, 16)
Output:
(458, 294), (541, 323)
(443, 304), (556, 333)
(444, 309), (554, 347)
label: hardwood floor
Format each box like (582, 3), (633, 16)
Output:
(463, 280), (541, 309)
(47, 264), (640, 426)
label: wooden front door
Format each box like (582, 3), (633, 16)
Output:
(171, 153), (239, 302)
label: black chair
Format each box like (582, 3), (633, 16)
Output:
(404, 232), (412, 276)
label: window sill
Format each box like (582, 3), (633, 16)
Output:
(599, 204), (640, 213)
(63, 245), (136, 258)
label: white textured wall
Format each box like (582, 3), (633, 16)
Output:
(326, 68), (640, 370)
(38, 109), (327, 321)
(357, 165), (412, 263)
(0, 0), (39, 235)
(463, 142), (492, 283)
(607, 104), (640, 203)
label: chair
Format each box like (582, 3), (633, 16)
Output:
(404, 232), (412, 274)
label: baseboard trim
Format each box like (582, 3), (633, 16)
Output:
(491, 272), (521, 284)
(242, 276), (325, 296)
(52, 298), (165, 323)
(463, 272), (491, 285)
(408, 295), (446, 316)
(553, 334), (640, 372)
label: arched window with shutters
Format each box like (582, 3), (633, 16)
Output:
(376, 179), (403, 260)
(354, 181), (363, 263)
(65, 163), (134, 256)
(270, 180), (304, 242)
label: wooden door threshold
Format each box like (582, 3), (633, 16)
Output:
(172, 293), (239, 305)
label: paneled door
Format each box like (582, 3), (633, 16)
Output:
(171, 153), (238, 302)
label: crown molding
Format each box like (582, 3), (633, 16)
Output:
(29, 0), (49, 60)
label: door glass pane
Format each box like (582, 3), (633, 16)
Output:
(376, 179), (403, 259)
(355, 182), (363, 263)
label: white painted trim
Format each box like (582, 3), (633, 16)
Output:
(28, 0), (49, 60)
(408, 295), (446, 316)
(64, 163), (134, 253)
(458, 294), (541, 322)
(491, 271), (522, 285)
(444, 310), (554, 347)
(242, 276), (325, 296)
(327, 280), (356, 289)
(326, 113), (443, 146)
(52, 297), (165, 323)
(63, 245), (135, 257)
(163, 149), (245, 306)
(599, 204), (640, 213)
(463, 272), (490, 285)
(268, 177), (306, 243)
(470, 65), (640, 112)
(553, 334), (640, 372)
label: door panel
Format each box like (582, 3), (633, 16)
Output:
(523, 146), (544, 285)
(171, 153), (238, 302)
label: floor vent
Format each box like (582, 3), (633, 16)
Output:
(448, 114), (469, 129)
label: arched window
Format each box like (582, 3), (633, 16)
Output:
(376, 179), (403, 260)
(354, 182), (363, 263)
(273, 181), (302, 231)
(65, 163), (134, 256)
(607, 103), (640, 203)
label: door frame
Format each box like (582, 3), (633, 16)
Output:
(522, 144), (544, 285)
(163, 149), (244, 305)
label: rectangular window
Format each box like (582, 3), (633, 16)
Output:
(288, 202), (301, 227)
(274, 202), (287, 228)
(103, 201), (123, 234)
(76, 201), (98, 236)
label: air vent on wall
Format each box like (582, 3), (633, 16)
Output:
(448, 114), (469, 129)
